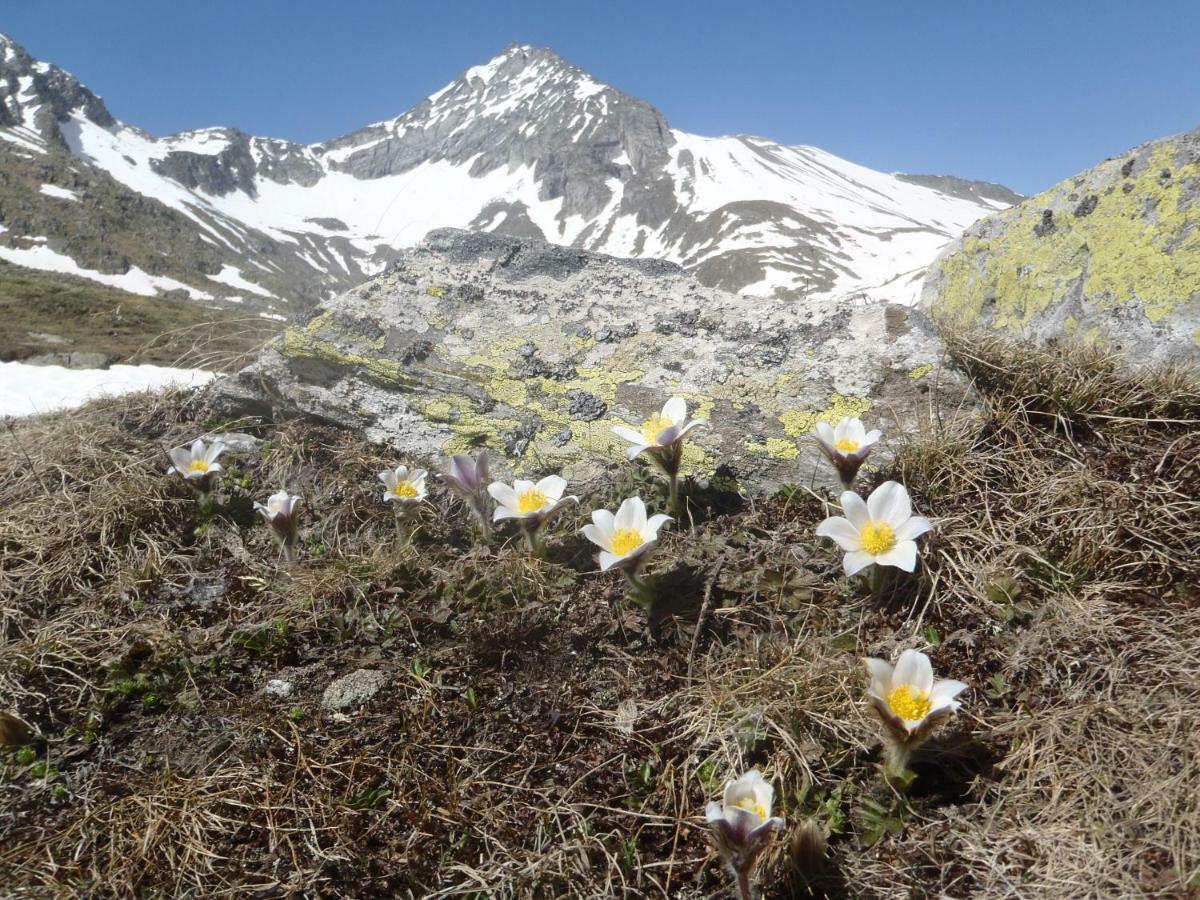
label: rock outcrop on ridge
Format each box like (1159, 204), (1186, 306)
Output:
(213, 229), (961, 492)
(922, 126), (1200, 362)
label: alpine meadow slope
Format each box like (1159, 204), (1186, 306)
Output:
(1, 33), (1016, 316)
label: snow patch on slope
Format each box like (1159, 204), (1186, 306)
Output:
(206, 264), (276, 298)
(0, 244), (213, 299)
(0, 361), (215, 418)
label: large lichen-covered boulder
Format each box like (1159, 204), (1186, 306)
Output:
(213, 229), (957, 491)
(922, 127), (1200, 361)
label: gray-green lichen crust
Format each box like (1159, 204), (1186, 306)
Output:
(922, 128), (1200, 361)
(213, 229), (960, 492)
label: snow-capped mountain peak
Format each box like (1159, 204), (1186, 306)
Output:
(0, 33), (1017, 312)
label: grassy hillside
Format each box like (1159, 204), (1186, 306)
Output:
(0, 261), (274, 369)
(0, 333), (1197, 897)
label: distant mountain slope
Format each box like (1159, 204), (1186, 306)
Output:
(1, 33), (1017, 312)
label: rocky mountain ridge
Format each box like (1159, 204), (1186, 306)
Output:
(1, 33), (1015, 314)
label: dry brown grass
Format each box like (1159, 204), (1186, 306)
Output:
(1, 333), (1197, 898)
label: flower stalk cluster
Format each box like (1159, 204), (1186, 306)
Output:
(864, 648), (967, 783)
(254, 490), (302, 563)
(612, 397), (706, 512)
(488, 475), (577, 554)
(440, 451), (493, 542)
(705, 770), (785, 900)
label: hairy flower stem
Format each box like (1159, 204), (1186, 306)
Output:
(520, 523), (545, 557)
(279, 542), (297, 565)
(667, 472), (680, 514)
(474, 509), (493, 545)
(394, 508), (414, 544)
(622, 569), (655, 608)
(734, 866), (755, 900)
(866, 564), (887, 600)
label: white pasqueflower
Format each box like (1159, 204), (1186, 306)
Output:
(705, 769), (785, 859)
(488, 475), (577, 524)
(864, 649), (967, 735)
(254, 490), (301, 530)
(254, 490), (302, 560)
(611, 396), (706, 460)
(379, 466), (428, 505)
(815, 481), (932, 576)
(581, 496), (672, 572)
(167, 438), (226, 481)
(814, 417), (881, 484)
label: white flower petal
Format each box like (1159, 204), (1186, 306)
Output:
(614, 497), (641, 531)
(493, 506), (517, 522)
(929, 679), (968, 713)
(894, 516), (933, 542)
(863, 657), (894, 698)
(875, 540), (918, 572)
(662, 396), (688, 425)
(841, 492), (870, 529)
(590, 508), (616, 538)
(612, 425), (645, 445)
(815, 516), (862, 551)
(868, 481), (912, 527)
(863, 429), (882, 447)
(626, 443), (651, 460)
(843, 550), (875, 577)
(894, 649), (934, 694)
(814, 420), (836, 444)
(581, 523), (612, 552)
(535, 475), (567, 500)
(378, 470), (397, 488)
(644, 514), (672, 539)
(598, 550), (622, 571)
(488, 483), (520, 513)
(705, 801), (724, 824)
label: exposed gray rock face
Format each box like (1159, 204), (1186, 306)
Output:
(921, 127), (1200, 363)
(896, 174), (1024, 207)
(321, 669), (387, 711)
(213, 230), (963, 493)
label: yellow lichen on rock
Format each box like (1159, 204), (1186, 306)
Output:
(908, 363), (934, 379)
(931, 143), (1200, 331)
(779, 395), (873, 437)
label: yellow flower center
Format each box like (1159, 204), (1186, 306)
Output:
(835, 437), (860, 452)
(187, 460), (210, 474)
(392, 482), (418, 499)
(734, 798), (769, 819)
(611, 528), (644, 557)
(887, 684), (932, 721)
(859, 520), (896, 555)
(517, 488), (548, 514)
(641, 414), (673, 444)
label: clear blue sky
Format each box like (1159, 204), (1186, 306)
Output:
(5, 0), (1199, 194)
